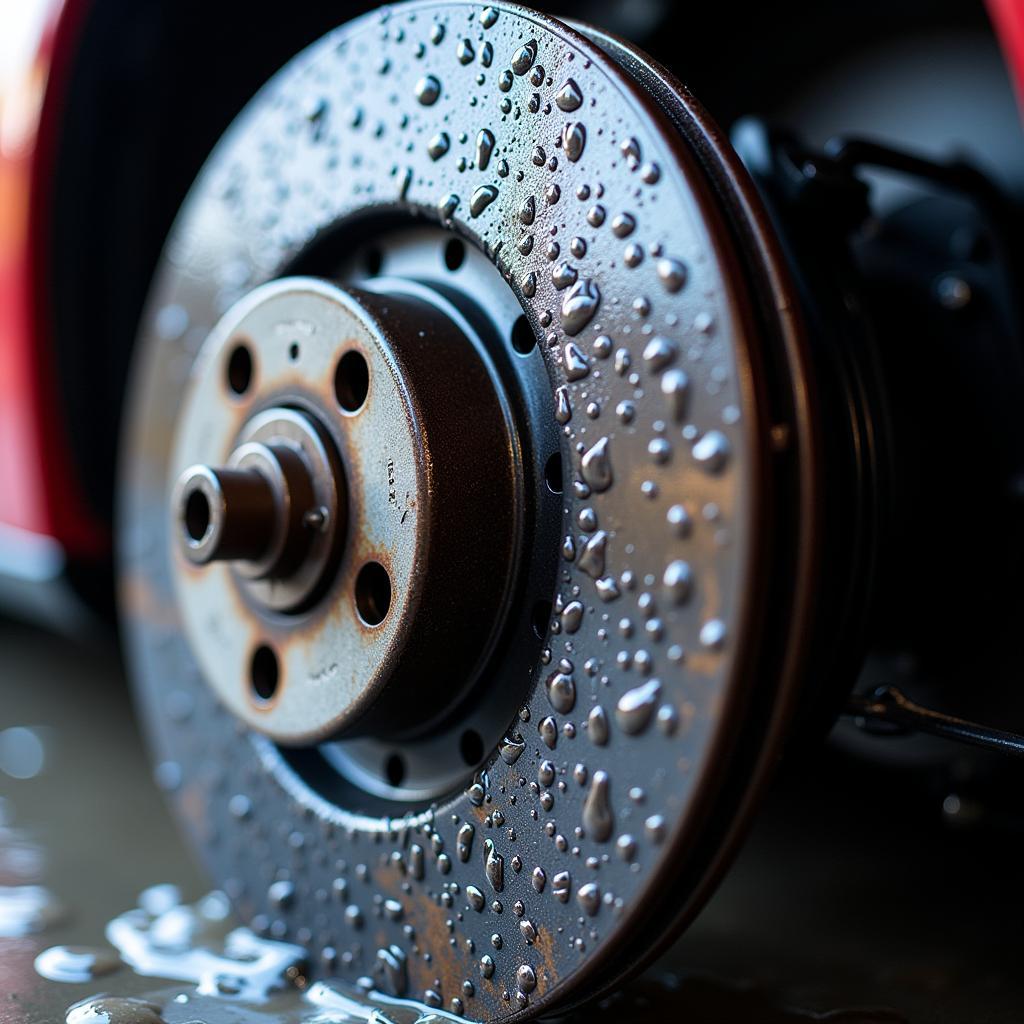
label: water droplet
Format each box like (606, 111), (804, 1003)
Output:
(480, 41), (494, 66)
(480, 954), (495, 978)
(427, 132), (450, 160)
(555, 385), (572, 423)
(511, 40), (537, 75)
(620, 136), (641, 169)
(415, 75), (441, 105)
(645, 814), (666, 843)
(641, 161), (661, 184)
(587, 705), (609, 746)
(466, 885), (485, 911)
(611, 212), (636, 237)
(561, 600), (584, 633)
(582, 770), (613, 841)
(581, 437), (613, 492)
(499, 733), (525, 764)
(552, 870), (571, 902)
(65, 997), (165, 1024)
(375, 944), (408, 996)
(484, 839), (504, 891)
(660, 368), (690, 421)
(531, 867), (547, 893)
(693, 430), (730, 472)
(438, 193), (460, 224)
(563, 341), (589, 381)
(663, 560), (693, 605)
(700, 618), (727, 650)
(657, 257), (686, 292)
(35, 945), (120, 984)
(546, 671), (576, 713)
(624, 242), (643, 268)
(519, 919), (538, 943)
(480, 6), (498, 27)
(498, 69), (514, 91)
(643, 336), (678, 371)
(551, 261), (578, 290)
(561, 278), (600, 336)
(587, 204), (606, 227)
(545, 183), (561, 205)
(475, 128), (495, 170)
(430, 22), (445, 45)
(616, 679), (662, 734)
(539, 716), (558, 749)
(522, 271), (537, 298)
(470, 184), (498, 217)
(457, 822), (475, 862)
(577, 882), (601, 916)
(555, 78), (583, 112)
(577, 530), (608, 578)
(561, 122), (586, 162)
(457, 39), (475, 64)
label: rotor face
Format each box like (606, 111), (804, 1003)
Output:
(119, 2), (808, 1019)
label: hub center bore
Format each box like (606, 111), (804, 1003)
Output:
(168, 276), (522, 745)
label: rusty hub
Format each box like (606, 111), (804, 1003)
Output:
(169, 276), (522, 744)
(119, 2), (818, 1020)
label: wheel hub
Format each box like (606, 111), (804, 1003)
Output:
(169, 276), (522, 743)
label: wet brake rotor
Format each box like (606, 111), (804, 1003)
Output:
(119, 2), (817, 1020)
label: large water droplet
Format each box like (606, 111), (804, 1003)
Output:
(65, 998), (166, 1024)
(546, 671), (576, 713)
(562, 122), (586, 162)
(561, 278), (601, 336)
(551, 261), (578, 291)
(581, 437), (613, 492)
(457, 39), (475, 64)
(588, 704), (609, 745)
(663, 560), (693, 605)
(561, 600), (584, 633)
(555, 78), (583, 112)
(657, 257), (687, 292)
(470, 184), (498, 217)
(483, 838), (504, 891)
(661, 368), (690, 420)
(577, 530), (608, 579)
(427, 132), (450, 160)
(582, 770), (613, 841)
(616, 680), (661, 734)
(643, 336), (678, 371)
(499, 733), (525, 764)
(563, 341), (589, 381)
(414, 75), (441, 106)
(476, 128), (495, 170)
(511, 40), (537, 75)
(457, 822), (475, 862)
(577, 882), (601, 916)
(693, 430), (730, 472)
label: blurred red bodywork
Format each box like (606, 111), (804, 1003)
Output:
(0, 0), (102, 560)
(0, 0), (1023, 567)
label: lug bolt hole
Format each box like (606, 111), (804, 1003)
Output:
(250, 644), (279, 702)
(444, 237), (466, 271)
(459, 729), (484, 767)
(334, 350), (370, 413)
(511, 314), (535, 355)
(544, 451), (563, 494)
(385, 753), (406, 787)
(226, 342), (253, 396)
(184, 489), (212, 543)
(355, 561), (391, 626)
(531, 600), (552, 640)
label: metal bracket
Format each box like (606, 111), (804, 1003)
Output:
(846, 687), (1024, 758)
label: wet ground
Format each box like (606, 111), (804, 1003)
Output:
(3, 616), (1023, 1023)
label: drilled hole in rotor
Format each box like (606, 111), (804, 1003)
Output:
(355, 561), (391, 626)
(364, 247), (383, 276)
(334, 350), (369, 412)
(444, 237), (466, 271)
(511, 314), (535, 355)
(226, 342), (253, 395)
(460, 729), (484, 767)
(544, 451), (564, 494)
(288, 342), (300, 361)
(531, 600), (552, 639)
(385, 753), (406, 787)
(184, 489), (211, 543)
(250, 645), (279, 702)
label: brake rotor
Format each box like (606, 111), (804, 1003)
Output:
(118, 2), (818, 1019)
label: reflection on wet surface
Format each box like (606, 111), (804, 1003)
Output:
(2, 618), (1022, 1022)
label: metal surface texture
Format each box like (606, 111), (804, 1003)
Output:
(118, 2), (815, 1019)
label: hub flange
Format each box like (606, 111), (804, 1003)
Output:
(169, 277), (521, 744)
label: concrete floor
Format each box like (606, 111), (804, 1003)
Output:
(2, 616), (1022, 1023)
